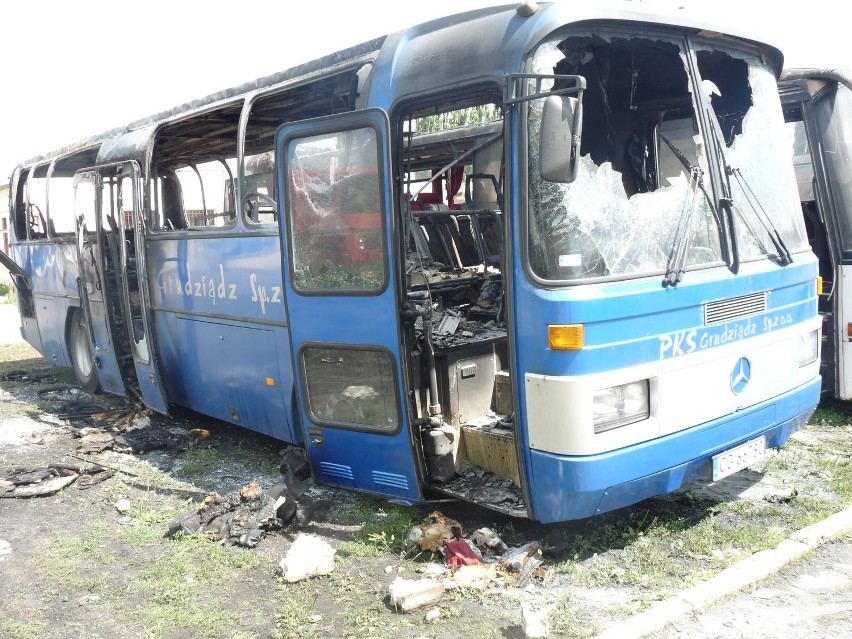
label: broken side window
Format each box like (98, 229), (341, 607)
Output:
(526, 33), (722, 282)
(286, 126), (386, 291)
(696, 46), (808, 262)
(149, 101), (241, 232)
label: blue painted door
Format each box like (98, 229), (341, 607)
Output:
(275, 109), (422, 502)
(74, 171), (126, 396)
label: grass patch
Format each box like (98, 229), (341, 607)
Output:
(336, 498), (419, 558)
(0, 619), (49, 639)
(177, 442), (219, 478)
(273, 583), (321, 636)
(32, 500), (266, 638)
(548, 591), (601, 638)
(809, 399), (852, 427)
(814, 454), (852, 503)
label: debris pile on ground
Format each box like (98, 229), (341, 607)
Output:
(279, 533), (337, 582)
(167, 450), (313, 548)
(0, 463), (114, 498)
(167, 480), (291, 547)
(390, 511), (546, 611)
(62, 405), (193, 455)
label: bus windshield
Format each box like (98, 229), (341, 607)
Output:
(526, 31), (806, 282)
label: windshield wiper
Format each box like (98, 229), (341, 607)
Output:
(659, 132), (720, 286)
(704, 109), (792, 266)
(729, 166), (793, 265)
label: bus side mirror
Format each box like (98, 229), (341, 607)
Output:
(540, 95), (583, 183)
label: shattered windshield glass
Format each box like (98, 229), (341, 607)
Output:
(526, 31), (805, 283)
(696, 47), (807, 262)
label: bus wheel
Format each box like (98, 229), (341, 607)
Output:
(70, 309), (101, 394)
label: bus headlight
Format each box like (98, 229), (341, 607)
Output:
(593, 380), (650, 433)
(799, 329), (819, 367)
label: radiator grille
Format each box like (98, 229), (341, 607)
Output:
(704, 292), (766, 325)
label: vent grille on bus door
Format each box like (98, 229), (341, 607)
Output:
(372, 471), (409, 491)
(319, 462), (354, 481)
(703, 292), (767, 325)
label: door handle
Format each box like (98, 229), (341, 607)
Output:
(308, 426), (325, 447)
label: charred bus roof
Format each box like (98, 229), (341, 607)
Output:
(14, 1), (784, 173)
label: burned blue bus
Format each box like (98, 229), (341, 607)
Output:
(2, 2), (820, 522)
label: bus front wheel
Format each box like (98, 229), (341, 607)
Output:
(70, 309), (101, 394)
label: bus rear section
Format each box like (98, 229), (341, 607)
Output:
(779, 69), (852, 400)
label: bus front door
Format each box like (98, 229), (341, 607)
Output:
(275, 109), (423, 503)
(98, 163), (169, 414)
(73, 171), (127, 396)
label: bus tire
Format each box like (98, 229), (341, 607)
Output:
(69, 308), (101, 394)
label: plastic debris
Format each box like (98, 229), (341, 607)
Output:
(444, 538), (481, 567)
(388, 577), (445, 612)
(168, 480), (295, 547)
(115, 499), (131, 514)
(280, 534), (336, 582)
(521, 601), (549, 639)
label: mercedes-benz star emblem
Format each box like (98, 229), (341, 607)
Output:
(730, 357), (751, 395)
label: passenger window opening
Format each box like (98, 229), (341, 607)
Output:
(242, 69), (362, 226)
(48, 147), (100, 237)
(26, 165), (49, 240)
(150, 102), (241, 231)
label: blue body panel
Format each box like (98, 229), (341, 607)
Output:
(145, 233), (296, 442)
(13, 241), (80, 364)
(529, 377), (819, 522)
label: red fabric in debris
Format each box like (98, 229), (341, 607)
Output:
(444, 539), (480, 567)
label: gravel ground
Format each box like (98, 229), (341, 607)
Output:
(2, 302), (852, 639)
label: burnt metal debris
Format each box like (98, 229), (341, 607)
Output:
(0, 463), (114, 498)
(2, 370), (58, 384)
(437, 460), (526, 516)
(60, 405), (194, 455)
(167, 449), (312, 548)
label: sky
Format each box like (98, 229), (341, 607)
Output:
(0, 0), (844, 182)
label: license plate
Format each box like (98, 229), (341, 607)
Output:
(712, 436), (766, 481)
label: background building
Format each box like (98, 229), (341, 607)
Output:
(1, 184), (11, 292)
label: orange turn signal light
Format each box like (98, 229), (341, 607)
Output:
(817, 277), (823, 296)
(548, 324), (584, 350)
